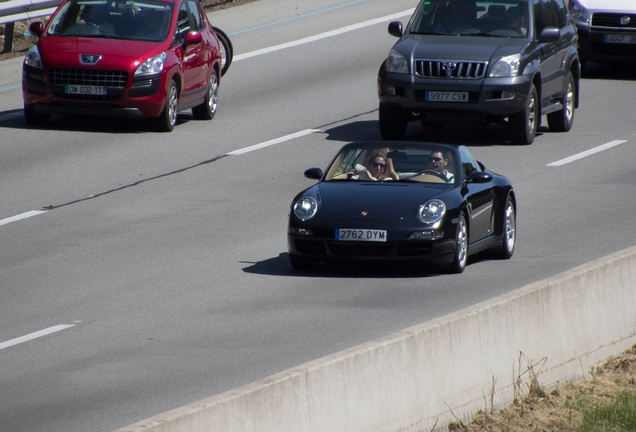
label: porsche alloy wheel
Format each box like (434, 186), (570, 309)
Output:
(154, 80), (178, 132)
(497, 197), (516, 259)
(509, 84), (538, 145)
(448, 213), (468, 274)
(192, 69), (218, 120)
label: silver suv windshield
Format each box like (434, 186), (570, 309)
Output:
(410, 0), (528, 37)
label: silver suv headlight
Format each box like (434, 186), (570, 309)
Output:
(24, 46), (43, 69)
(386, 49), (409, 74)
(418, 199), (446, 224)
(134, 52), (167, 76)
(490, 54), (522, 77)
(570, 0), (590, 24)
(294, 197), (318, 221)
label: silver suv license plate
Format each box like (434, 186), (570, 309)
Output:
(425, 91), (468, 102)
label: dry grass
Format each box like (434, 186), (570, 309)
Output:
(450, 345), (636, 432)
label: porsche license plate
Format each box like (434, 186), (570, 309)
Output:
(65, 85), (107, 95)
(336, 229), (387, 242)
(425, 91), (468, 102)
(603, 34), (636, 44)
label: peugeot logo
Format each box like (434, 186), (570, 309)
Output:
(442, 62), (457, 77)
(80, 54), (102, 65)
(620, 16), (631, 26)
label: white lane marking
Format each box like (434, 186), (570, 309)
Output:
(0, 210), (47, 227)
(234, 9), (415, 62)
(547, 140), (628, 167)
(0, 324), (76, 351)
(227, 129), (320, 156)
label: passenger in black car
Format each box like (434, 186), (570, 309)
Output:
(352, 150), (399, 181)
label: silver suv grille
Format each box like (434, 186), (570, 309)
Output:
(415, 60), (488, 79)
(592, 13), (636, 29)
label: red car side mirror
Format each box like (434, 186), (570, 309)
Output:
(184, 32), (202, 45)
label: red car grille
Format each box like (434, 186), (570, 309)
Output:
(49, 69), (128, 100)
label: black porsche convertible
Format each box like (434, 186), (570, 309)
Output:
(287, 141), (516, 273)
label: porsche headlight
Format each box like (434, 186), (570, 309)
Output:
(386, 49), (409, 74)
(418, 199), (446, 224)
(24, 46), (43, 69)
(570, 0), (590, 24)
(490, 54), (522, 77)
(134, 52), (167, 76)
(294, 197), (318, 221)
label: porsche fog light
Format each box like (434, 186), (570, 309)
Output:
(293, 197), (318, 221)
(418, 199), (446, 224)
(290, 227), (314, 236)
(502, 90), (515, 99)
(409, 230), (444, 240)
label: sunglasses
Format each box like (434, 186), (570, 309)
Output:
(371, 161), (386, 169)
(429, 157), (442, 162)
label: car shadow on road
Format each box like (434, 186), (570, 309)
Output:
(0, 109), (194, 133)
(582, 61), (636, 81)
(240, 253), (463, 279)
(320, 117), (544, 147)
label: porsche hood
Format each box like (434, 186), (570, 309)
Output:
(317, 182), (447, 220)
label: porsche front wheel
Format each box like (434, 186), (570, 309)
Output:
(448, 213), (468, 274)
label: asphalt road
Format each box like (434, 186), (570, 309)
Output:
(1, 0), (635, 431)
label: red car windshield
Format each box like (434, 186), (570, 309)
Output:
(46, 0), (173, 42)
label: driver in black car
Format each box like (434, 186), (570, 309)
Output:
(428, 151), (455, 182)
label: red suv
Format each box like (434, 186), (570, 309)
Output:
(22, 0), (222, 132)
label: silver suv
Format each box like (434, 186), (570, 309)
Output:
(570, 0), (636, 69)
(377, 0), (581, 144)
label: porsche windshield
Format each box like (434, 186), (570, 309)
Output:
(409, 0), (528, 37)
(325, 146), (458, 184)
(46, 0), (173, 42)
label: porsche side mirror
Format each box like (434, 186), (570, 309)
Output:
(466, 172), (493, 184)
(304, 168), (323, 180)
(388, 21), (403, 38)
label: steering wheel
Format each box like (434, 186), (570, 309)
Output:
(415, 169), (449, 181)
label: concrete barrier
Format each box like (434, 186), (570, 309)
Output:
(116, 246), (636, 432)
